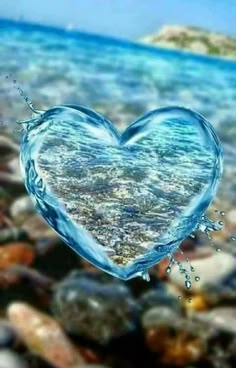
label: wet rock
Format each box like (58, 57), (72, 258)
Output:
(226, 208), (236, 230)
(0, 349), (28, 368)
(184, 294), (209, 312)
(0, 135), (19, 163)
(22, 215), (58, 242)
(0, 172), (25, 195)
(169, 252), (236, 291)
(10, 196), (35, 224)
(7, 302), (84, 368)
(139, 285), (181, 313)
(0, 320), (17, 348)
(196, 307), (236, 335)
(142, 306), (207, 366)
(52, 271), (139, 344)
(0, 242), (35, 270)
(0, 228), (27, 244)
(142, 306), (179, 329)
(8, 157), (22, 177)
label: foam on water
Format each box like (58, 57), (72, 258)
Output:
(19, 103), (223, 280)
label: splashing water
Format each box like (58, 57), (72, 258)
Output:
(18, 103), (223, 280)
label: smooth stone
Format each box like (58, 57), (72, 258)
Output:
(0, 136), (19, 163)
(0, 228), (27, 244)
(7, 302), (84, 368)
(142, 306), (178, 329)
(0, 349), (28, 368)
(10, 196), (35, 224)
(8, 157), (22, 177)
(0, 172), (25, 195)
(52, 271), (139, 344)
(226, 209), (236, 228)
(139, 286), (181, 313)
(169, 252), (236, 291)
(22, 215), (58, 241)
(196, 307), (236, 335)
(0, 242), (35, 270)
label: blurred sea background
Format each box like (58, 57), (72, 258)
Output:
(0, 1), (236, 367)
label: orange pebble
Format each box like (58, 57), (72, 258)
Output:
(0, 243), (35, 270)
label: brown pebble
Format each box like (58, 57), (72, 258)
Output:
(7, 303), (85, 368)
(0, 243), (35, 270)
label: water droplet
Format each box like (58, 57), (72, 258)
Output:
(190, 266), (195, 272)
(195, 276), (200, 282)
(178, 296), (182, 300)
(220, 211), (225, 216)
(142, 271), (150, 282)
(219, 220), (224, 226)
(185, 280), (191, 289)
(188, 297), (192, 303)
(165, 266), (171, 274)
(232, 237), (236, 241)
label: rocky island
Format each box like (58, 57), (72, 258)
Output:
(140, 25), (236, 60)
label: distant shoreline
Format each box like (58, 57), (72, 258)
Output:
(140, 25), (236, 62)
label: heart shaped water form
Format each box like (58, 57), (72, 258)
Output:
(20, 105), (223, 279)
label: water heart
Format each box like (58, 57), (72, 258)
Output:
(20, 105), (223, 280)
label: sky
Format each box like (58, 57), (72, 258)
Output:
(0, 0), (236, 39)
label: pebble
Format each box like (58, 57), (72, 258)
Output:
(0, 228), (27, 244)
(0, 242), (35, 270)
(142, 306), (207, 366)
(0, 135), (19, 163)
(7, 302), (84, 368)
(10, 196), (35, 224)
(139, 286), (181, 313)
(22, 215), (58, 241)
(52, 271), (139, 344)
(169, 252), (236, 291)
(196, 307), (236, 335)
(0, 349), (28, 368)
(0, 172), (25, 195)
(226, 209), (236, 229)
(142, 306), (179, 329)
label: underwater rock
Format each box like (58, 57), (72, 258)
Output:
(169, 252), (236, 291)
(51, 271), (139, 344)
(10, 196), (35, 224)
(7, 302), (84, 368)
(0, 320), (18, 348)
(0, 242), (35, 270)
(0, 349), (28, 368)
